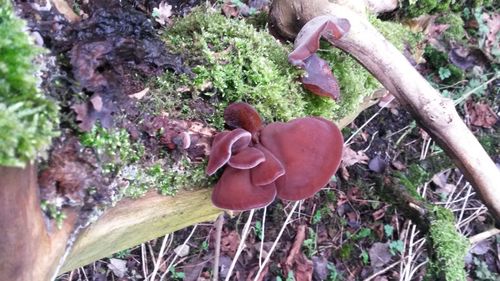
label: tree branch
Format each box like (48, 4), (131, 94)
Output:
(270, 0), (500, 223)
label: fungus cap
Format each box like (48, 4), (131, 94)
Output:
(211, 167), (277, 211)
(260, 117), (343, 200)
(227, 147), (266, 169)
(206, 129), (252, 175)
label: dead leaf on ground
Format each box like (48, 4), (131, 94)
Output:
(369, 242), (392, 268)
(481, 12), (500, 61)
(153, 1), (173, 25)
(312, 256), (329, 281)
(108, 258), (128, 278)
(432, 170), (456, 195)
(284, 225), (313, 281)
(470, 240), (492, 256)
(466, 100), (498, 128)
(368, 155), (388, 173)
(391, 160), (406, 170)
(285, 225), (307, 268)
(130, 87), (149, 99)
(372, 207), (387, 221)
(51, 0), (80, 23)
(174, 244), (190, 257)
(342, 147), (370, 167)
(221, 230), (240, 257)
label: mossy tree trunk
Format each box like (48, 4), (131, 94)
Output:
(0, 92), (378, 280)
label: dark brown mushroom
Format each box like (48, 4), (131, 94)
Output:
(288, 15), (350, 100)
(206, 129), (252, 175)
(228, 147), (266, 169)
(250, 144), (285, 186)
(260, 117), (343, 200)
(208, 103), (344, 211)
(211, 167), (277, 211)
(224, 102), (263, 134)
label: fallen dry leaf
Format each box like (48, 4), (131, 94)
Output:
(130, 87), (149, 100)
(221, 230), (240, 257)
(372, 207), (387, 221)
(286, 225), (307, 268)
(368, 155), (388, 173)
(342, 147), (370, 167)
(369, 242), (392, 268)
(108, 258), (127, 278)
(173, 244), (190, 257)
(466, 100), (498, 128)
(285, 225), (313, 281)
(481, 12), (500, 62)
(51, 0), (80, 23)
(391, 160), (406, 170)
(153, 1), (172, 25)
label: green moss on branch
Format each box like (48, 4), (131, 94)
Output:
(0, 0), (58, 167)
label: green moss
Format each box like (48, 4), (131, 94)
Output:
(158, 9), (308, 128)
(370, 16), (422, 51)
(120, 160), (211, 198)
(150, 9), (419, 127)
(436, 13), (466, 43)
(0, 0), (58, 167)
(428, 206), (469, 281)
(80, 126), (214, 198)
(394, 164), (429, 200)
(80, 126), (144, 174)
(424, 46), (464, 83)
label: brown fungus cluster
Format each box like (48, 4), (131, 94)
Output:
(207, 103), (344, 211)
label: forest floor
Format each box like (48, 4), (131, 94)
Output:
(13, 0), (499, 280)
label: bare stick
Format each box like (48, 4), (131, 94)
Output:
(161, 224), (198, 280)
(224, 209), (255, 281)
(253, 201), (300, 281)
(213, 214), (224, 281)
(149, 234), (169, 281)
(259, 207), (267, 268)
(469, 228), (500, 245)
(141, 243), (148, 278)
(270, 0), (500, 222)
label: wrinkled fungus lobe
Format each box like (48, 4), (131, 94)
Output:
(288, 15), (351, 100)
(208, 103), (343, 211)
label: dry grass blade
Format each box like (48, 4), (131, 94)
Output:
(149, 234), (169, 281)
(213, 214), (224, 281)
(160, 224), (198, 281)
(253, 201), (300, 281)
(224, 209), (255, 281)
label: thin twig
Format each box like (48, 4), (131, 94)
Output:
(160, 225), (198, 281)
(365, 259), (401, 281)
(454, 74), (499, 105)
(253, 201), (300, 281)
(259, 207), (267, 268)
(141, 243), (148, 279)
(469, 228), (500, 244)
(224, 209), (255, 281)
(344, 99), (393, 145)
(149, 234), (169, 281)
(213, 214), (224, 281)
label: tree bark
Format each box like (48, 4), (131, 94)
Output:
(270, 0), (500, 222)
(0, 165), (77, 281)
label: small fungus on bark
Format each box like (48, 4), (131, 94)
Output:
(207, 102), (343, 211)
(288, 15), (351, 100)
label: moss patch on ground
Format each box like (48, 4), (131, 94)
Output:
(428, 206), (469, 281)
(0, 0), (58, 167)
